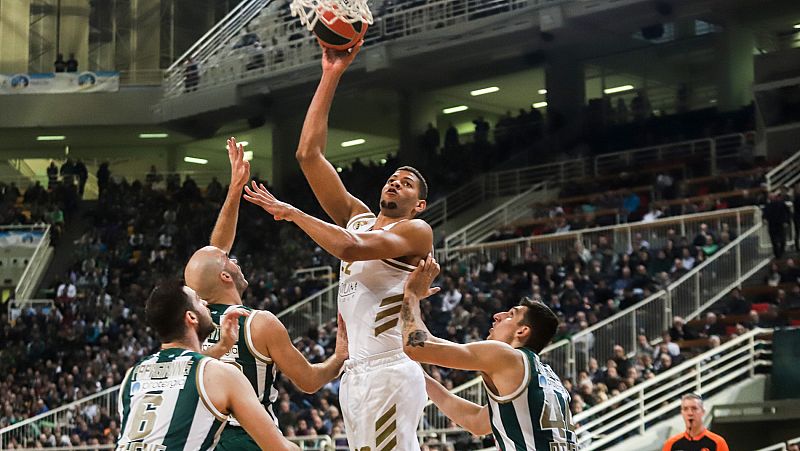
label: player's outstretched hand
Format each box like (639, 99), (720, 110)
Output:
(227, 137), (250, 189)
(334, 313), (349, 361)
(243, 181), (297, 222)
(404, 253), (441, 302)
(219, 308), (250, 352)
(321, 40), (363, 75)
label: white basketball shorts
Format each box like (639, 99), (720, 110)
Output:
(340, 349), (427, 451)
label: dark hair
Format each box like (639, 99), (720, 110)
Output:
(146, 278), (193, 342)
(517, 297), (560, 353)
(396, 166), (428, 200)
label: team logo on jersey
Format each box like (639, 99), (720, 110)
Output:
(352, 220), (370, 230)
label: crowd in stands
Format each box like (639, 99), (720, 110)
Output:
(0, 171), (338, 447)
(494, 164), (769, 239)
(0, 101), (778, 450)
(0, 171), (81, 245)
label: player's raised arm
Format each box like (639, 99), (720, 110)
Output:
(295, 43), (369, 227)
(400, 255), (521, 373)
(243, 182), (432, 261)
(206, 360), (300, 451)
(247, 310), (348, 393)
(209, 137), (250, 253)
(425, 373), (492, 436)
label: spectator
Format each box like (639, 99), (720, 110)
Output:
(725, 287), (750, 315)
(763, 193), (790, 259)
(47, 161), (59, 188)
(444, 123), (459, 150)
(184, 57), (200, 92)
(75, 159), (88, 197)
(54, 53), (66, 72)
(669, 316), (697, 341)
(96, 162), (110, 197)
(700, 312), (725, 338)
(66, 53), (79, 72)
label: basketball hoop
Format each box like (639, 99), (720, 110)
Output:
(290, 0), (374, 32)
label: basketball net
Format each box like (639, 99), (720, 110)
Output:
(290, 0), (374, 31)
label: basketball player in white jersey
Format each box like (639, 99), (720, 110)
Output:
(183, 137), (349, 451)
(117, 278), (299, 451)
(401, 256), (578, 451)
(242, 42), (433, 451)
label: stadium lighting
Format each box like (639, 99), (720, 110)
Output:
(443, 105), (469, 114)
(604, 85), (635, 94)
(470, 86), (500, 96)
(243, 150), (253, 161)
(36, 135), (66, 141)
(138, 133), (169, 139)
(183, 156), (208, 165)
(795, 24), (800, 29)
(532, 101), (548, 109)
(538, 89), (548, 95)
(341, 139), (366, 147)
(336, 167), (343, 173)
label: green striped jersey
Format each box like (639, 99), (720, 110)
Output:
(485, 348), (578, 451)
(117, 348), (226, 451)
(203, 304), (279, 428)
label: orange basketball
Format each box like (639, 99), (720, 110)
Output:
(313, 9), (367, 50)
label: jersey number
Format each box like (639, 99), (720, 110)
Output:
(129, 394), (164, 440)
(539, 390), (575, 434)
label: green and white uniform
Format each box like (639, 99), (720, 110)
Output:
(203, 304), (279, 450)
(117, 348), (226, 451)
(485, 348), (577, 451)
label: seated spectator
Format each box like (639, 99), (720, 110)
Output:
(669, 316), (698, 341)
(726, 287), (751, 315)
(699, 312), (726, 337)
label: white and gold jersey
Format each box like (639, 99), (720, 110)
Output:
(338, 212), (416, 361)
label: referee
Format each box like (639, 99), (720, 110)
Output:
(663, 394), (730, 451)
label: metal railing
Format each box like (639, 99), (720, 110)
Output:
(444, 182), (548, 249)
(276, 283), (338, 339)
(419, 376), (485, 432)
(540, 218), (771, 381)
(414, 329), (771, 447)
(162, 0), (554, 97)
(438, 206), (758, 263)
(0, 386), (118, 449)
(163, 0), (271, 90)
(424, 133), (746, 234)
(5, 225), (52, 302)
(293, 265), (334, 282)
(595, 136), (708, 175)
(573, 328), (772, 450)
(766, 148), (800, 192)
(118, 69), (165, 86)
(422, 159), (587, 230)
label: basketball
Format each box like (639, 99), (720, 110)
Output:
(313, 9), (367, 50)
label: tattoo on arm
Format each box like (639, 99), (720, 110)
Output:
(406, 330), (428, 347)
(401, 300), (427, 347)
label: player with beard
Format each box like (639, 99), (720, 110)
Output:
(116, 278), (299, 451)
(183, 137), (349, 451)
(242, 43), (433, 451)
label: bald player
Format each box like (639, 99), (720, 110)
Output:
(183, 137), (348, 451)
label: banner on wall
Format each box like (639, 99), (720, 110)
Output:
(0, 71), (119, 94)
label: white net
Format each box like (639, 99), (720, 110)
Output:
(290, 0), (374, 31)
